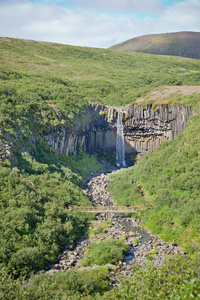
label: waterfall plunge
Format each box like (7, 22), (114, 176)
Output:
(116, 112), (126, 167)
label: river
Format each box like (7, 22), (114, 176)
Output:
(44, 168), (184, 287)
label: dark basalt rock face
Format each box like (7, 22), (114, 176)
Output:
(43, 103), (193, 159)
(123, 104), (193, 154)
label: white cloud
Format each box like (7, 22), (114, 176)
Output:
(0, 0), (199, 48)
(162, 0), (200, 29)
(72, 0), (164, 14)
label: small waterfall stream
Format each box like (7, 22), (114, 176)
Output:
(116, 112), (126, 167)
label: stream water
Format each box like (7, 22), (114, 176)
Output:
(112, 215), (151, 264)
(44, 167), (183, 282)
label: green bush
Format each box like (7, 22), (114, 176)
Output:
(1, 255), (200, 300)
(146, 255), (153, 261)
(107, 254), (200, 300)
(0, 267), (109, 299)
(133, 238), (138, 243)
(8, 247), (44, 277)
(93, 226), (104, 235)
(79, 239), (128, 266)
(0, 268), (30, 300)
(28, 267), (109, 298)
(0, 159), (95, 277)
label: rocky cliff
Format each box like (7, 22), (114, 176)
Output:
(43, 103), (193, 161)
(123, 104), (193, 154)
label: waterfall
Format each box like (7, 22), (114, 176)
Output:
(116, 112), (126, 167)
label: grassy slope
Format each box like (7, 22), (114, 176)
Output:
(0, 37), (200, 279)
(1, 37), (200, 111)
(1, 37), (200, 159)
(110, 31), (200, 60)
(108, 93), (200, 253)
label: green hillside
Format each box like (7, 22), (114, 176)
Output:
(108, 93), (200, 253)
(1, 36), (200, 112)
(1, 36), (200, 169)
(110, 31), (200, 60)
(0, 37), (200, 298)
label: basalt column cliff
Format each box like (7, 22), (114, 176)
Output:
(44, 103), (193, 160)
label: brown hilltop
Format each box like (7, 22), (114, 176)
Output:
(110, 31), (200, 59)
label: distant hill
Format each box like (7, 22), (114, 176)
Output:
(110, 31), (200, 59)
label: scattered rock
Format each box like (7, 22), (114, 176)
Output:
(43, 170), (184, 288)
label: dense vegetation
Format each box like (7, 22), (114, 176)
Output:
(1, 37), (199, 174)
(1, 37), (200, 113)
(108, 94), (200, 253)
(0, 37), (200, 298)
(1, 254), (199, 299)
(0, 150), (105, 277)
(103, 254), (200, 299)
(0, 266), (110, 299)
(79, 238), (128, 267)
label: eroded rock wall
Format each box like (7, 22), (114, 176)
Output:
(43, 103), (193, 157)
(123, 104), (193, 154)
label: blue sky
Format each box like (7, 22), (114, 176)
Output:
(0, 0), (199, 47)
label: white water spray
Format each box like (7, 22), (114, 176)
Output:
(116, 112), (126, 167)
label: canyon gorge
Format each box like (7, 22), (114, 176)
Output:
(44, 103), (193, 163)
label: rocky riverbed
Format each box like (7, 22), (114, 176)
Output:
(44, 169), (185, 287)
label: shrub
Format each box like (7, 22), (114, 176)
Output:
(28, 267), (109, 297)
(79, 239), (128, 266)
(8, 247), (45, 277)
(133, 238), (138, 243)
(146, 255), (153, 261)
(111, 254), (200, 300)
(93, 226), (104, 235)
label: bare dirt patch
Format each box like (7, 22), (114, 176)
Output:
(136, 86), (200, 104)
